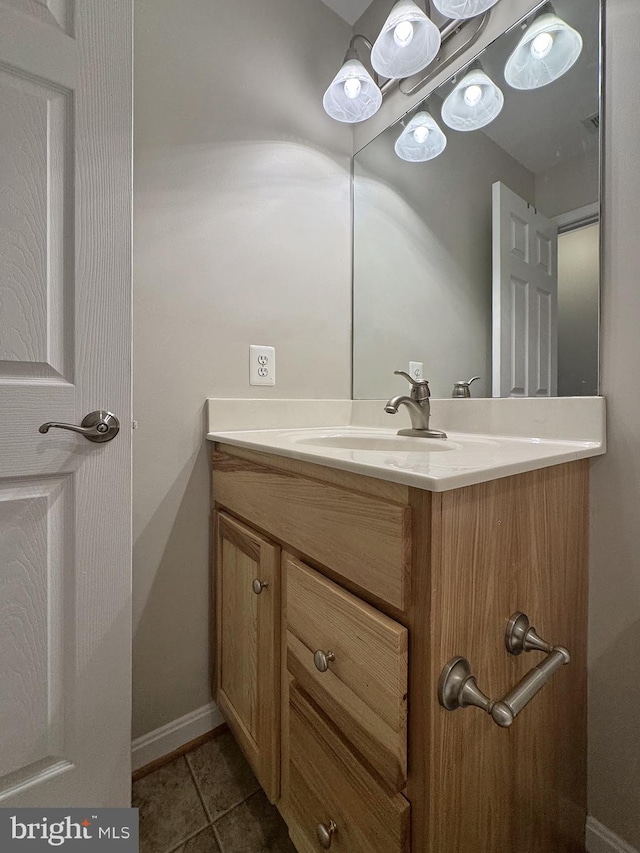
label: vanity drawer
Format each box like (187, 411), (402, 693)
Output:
(286, 554), (408, 792)
(211, 449), (410, 610)
(288, 685), (410, 853)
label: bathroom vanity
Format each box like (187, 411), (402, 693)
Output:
(208, 416), (602, 853)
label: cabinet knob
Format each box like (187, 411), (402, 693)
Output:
(316, 820), (337, 849)
(252, 578), (269, 595)
(313, 650), (336, 673)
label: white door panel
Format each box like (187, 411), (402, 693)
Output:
(492, 182), (558, 397)
(0, 0), (132, 807)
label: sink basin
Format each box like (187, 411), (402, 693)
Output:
(291, 433), (454, 453)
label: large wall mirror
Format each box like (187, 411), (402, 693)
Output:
(353, 0), (601, 400)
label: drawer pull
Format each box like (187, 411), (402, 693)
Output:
(316, 819), (337, 849)
(251, 578), (269, 595)
(438, 612), (570, 728)
(313, 649), (336, 673)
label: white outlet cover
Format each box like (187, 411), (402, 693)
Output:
(409, 361), (424, 381)
(250, 345), (275, 386)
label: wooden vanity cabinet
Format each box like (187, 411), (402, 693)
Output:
(211, 444), (589, 853)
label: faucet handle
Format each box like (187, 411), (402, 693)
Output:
(452, 376), (480, 398)
(394, 369), (428, 387)
(394, 370), (430, 402)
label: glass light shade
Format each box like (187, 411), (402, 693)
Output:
(441, 69), (504, 131)
(395, 111), (447, 162)
(504, 14), (583, 90)
(323, 58), (383, 123)
(431, 0), (500, 19)
(371, 0), (441, 80)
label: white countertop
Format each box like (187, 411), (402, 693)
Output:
(207, 425), (604, 492)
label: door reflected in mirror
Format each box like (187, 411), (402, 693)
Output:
(353, 0), (600, 400)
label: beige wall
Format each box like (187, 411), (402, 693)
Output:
(589, 0), (640, 846)
(133, 0), (352, 737)
(536, 149), (600, 220)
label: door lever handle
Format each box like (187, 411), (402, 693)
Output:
(39, 410), (120, 443)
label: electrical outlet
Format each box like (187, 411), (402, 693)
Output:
(250, 345), (275, 386)
(409, 361), (424, 381)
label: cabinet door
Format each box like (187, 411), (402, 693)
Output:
(215, 511), (280, 801)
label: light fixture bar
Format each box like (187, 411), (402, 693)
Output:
(350, 33), (376, 62)
(380, 11), (466, 94)
(398, 8), (490, 96)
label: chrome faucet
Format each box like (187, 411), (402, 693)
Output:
(384, 370), (447, 439)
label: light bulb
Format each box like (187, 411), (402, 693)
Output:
(441, 69), (503, 132)
(395, 111), (447, 162)
(530, 31), (554, 59)
(343, 78), (362, 99)
(371, 1), (441, 79)
(505, 14), (582, 90)
(394, 20), (414, 48)
(463, 84), (483, 106)
(323, 58), (382, 123)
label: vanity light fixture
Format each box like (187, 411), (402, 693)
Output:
(395, 110), (447, 162)
(431, 0), (500, 19)
(504, 12), (583, 90)
(441, 68), (504, 131)
(371, 0), (442, 80)
(323, 36), (383, 123)
(323, 0), (497, 123)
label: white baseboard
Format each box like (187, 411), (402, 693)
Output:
(586, 817), (639, 853)
(132, 702), (225, 772)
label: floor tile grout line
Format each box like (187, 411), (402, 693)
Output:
(164, 823), (214, 853)
(210, 821), (225, 853)
(210, 787), (262, 825)
(183, 743), (260, 826)
(136, 740), (266, 853)
(183, 748), (261, 844)
(134, 755), (210, 853)
(184, 750), (216, 825)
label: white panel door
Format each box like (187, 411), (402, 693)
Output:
(0, 0), (132, 806)
(492, 181), (558, 397)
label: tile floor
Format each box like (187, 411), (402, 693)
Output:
(132, 731), (296, 853)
